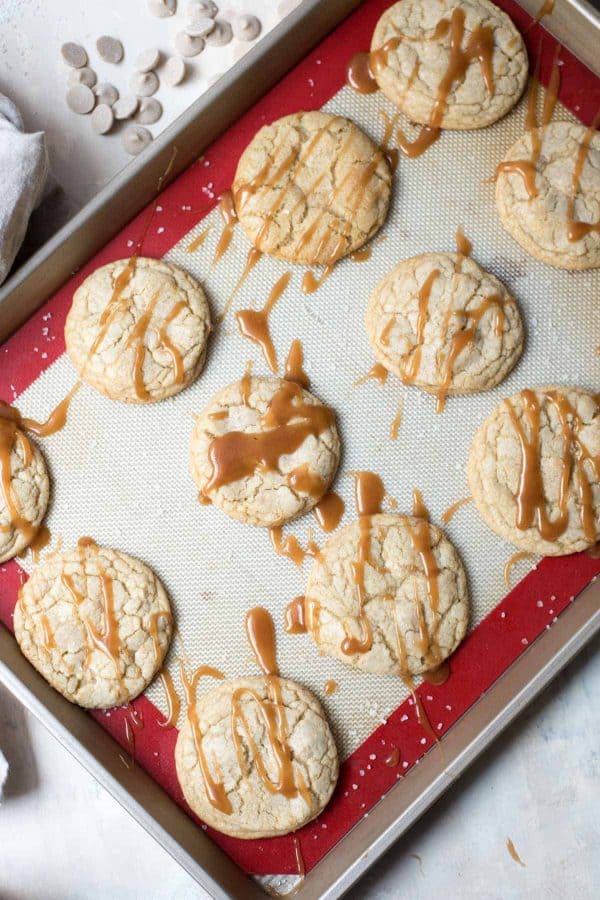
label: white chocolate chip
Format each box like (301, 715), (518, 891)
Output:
(147, 0), (176, 17)
(232, 14), (261, 42)
(122, 125), (153, 155)
(130, 70), (159, 97)
(163, 56), (186, 86)
(61, 42), (88, 68)
(135, 97), (163, 125)
(187, 0), (218, 20)
(68, 66), (97, 88)
(113, 94), (139, 119)
(96, 35), (124, 64)
(91, 103), (115, 134)
(205, 19), (232, 47)
(135, 47), (161, 72)
(95, 83), (119, 106)
(185, 16), (215, 37)
(174, 31), (205, 57)
(66, 83), (96, 114)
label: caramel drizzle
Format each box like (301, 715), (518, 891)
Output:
(390, 400), (403, 441)
(216, 246), (263, 325)
(504, 550), (536, 588)
(300, 150), (386, 294)
(506, 837), (527, 867)
(506, 389), (599, 543)
(180, 662), (229, 813)
(203, 380), (334, 495)
(386, 268), (440, 381)
(495, 46), (560, 199)
(213, 190), (238, 265)
(313, 492), (345, 533)
(284, 595), (308, 634)
(270, 526), (321, 567)
(455, 227), (472, 257)
(232, 608), (309, 805)
(0, 420), (38, 545)
(441, 495), (472, 524)
(567, 110), (600, 242)
(235, 271), (291, 373)
(158, 669), (181, 728)
(284, 339), (310, 389)
(372, 9), (495, 159)
(84, 258), (192, 399)
(355, 363), (388, 387)
(147, 610), (171, 662)
(346, 51), (378, 94)
(342, 471), (385, 655)
(525, 0), (555, 30)
(0, 381), (81, 438)
(186, 225), (211, 253)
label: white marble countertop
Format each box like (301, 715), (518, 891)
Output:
(0, 1), (599, 897)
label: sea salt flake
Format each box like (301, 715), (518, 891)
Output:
(420, 737), (427, 745)
(352, 783), (358, 790)
(521, 637), (528, 645)
(368, 753), (376, 760)
(536, 600), (544, 607)
(400, 714), (408, 722)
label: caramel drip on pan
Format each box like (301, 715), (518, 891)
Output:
(441, 495), (472, 524)
(186, 226), (211, 253)
(390, 401), (403, 441)
(324, 679), (338, 695)
(216, 246), (263, 325)
(341, 471), (385, 655)
(213, 190), (238, 266)
(245, 606), (278, 676)
(506, 389), (599, 543)
(270, 526), (321, 567)
(455, 227), (472, 257)
(504, 550), (536, 588)
(203, 380), (334, 494)
(372, 9), (496, 158)
(28, 524), (51, 563)
(422, 660), (450, 686)
(385, 747), (400, 767)
(0, 382), (81, 438)
(313, 492), (345, 533)
(235, 272), (291, 373)
(284, 339), (310, 389)
(525, 0), (555, 31)
(158, 670), (181, 728)
(495, 46), (561, 198)
(412, 488), (429, 520)
(180, 662), (229, 813)
(284, 596), (308, 634)
(355, 363), (388, 386)
(346, 51), (378, 94)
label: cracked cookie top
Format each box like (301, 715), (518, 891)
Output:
(65, 257), (211, 403)
(175, 675), (339, 838)
(14, 541), (173, 708)
(0, 422), (50, 563)
(366, 252), (524, 403)
(189, 375), (340, 527)
(496, 121), (600, 270)
(370, 0), (527, 130)
(232, 111), (391, 265)
(305, 513), (469, 676)
(468, 386), (600, 555)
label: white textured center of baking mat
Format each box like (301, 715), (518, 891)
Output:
(15, 83), (600, 758)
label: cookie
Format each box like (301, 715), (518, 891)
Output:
(370, 0), (528, 130)
(232, 111), (391, 265)
(190, 376), (340, 527)
(65, 257), (211, 403)
(366, 252), (524, 400)
(496, 121), (600, 270)
(13, 541), (172, 708)
(468, 387), (600, 555)
(0, 422), (50, 563)
(305, 513), (469, 676)
(175, 675), (338, 838)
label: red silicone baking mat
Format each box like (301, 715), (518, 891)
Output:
(1, 0), (600, 881)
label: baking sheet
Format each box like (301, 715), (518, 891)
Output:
(2, 0), (600, 886)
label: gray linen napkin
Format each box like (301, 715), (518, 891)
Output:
(0, 93), (48, 286)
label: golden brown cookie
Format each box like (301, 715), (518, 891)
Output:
(232, 111), (391, 264)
